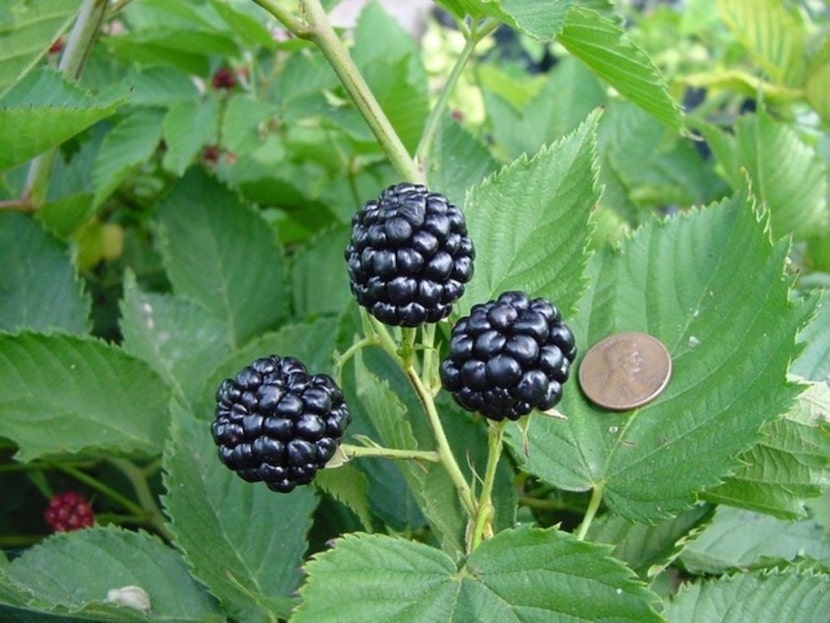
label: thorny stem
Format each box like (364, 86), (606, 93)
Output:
(575, 481), (605, 541)
(406, 366), (476, 517)
(23, 0), (108, 206)
(469, 420), (505, 550)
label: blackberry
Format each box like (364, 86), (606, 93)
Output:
(211, 355), (351, 493)
(439, 291), (577, 421)
(45, 491), (95, 532)
(345, 183), (475, 327)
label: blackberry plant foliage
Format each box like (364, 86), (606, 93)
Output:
(211, 355), (351, 493)
(345, 183), (475, 327)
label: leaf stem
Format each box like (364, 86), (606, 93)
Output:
(339, 443), (440, 462)
(575, 481), (605, 541)
(416, 18), (497, 170)
(49, 462), (144, 517)
(296, 0), (423, 183)
(405, 366), (476, 516)
(469, 419), (505, 550)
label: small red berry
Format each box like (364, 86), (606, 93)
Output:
(45, 491), (95, 532)
(202, 144), (221, 164)
(48, 39), (64, 55)
(211, 68), (236, 90)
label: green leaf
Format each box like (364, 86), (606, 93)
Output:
(161, 98), (220, 176)
(716, 0), (806, 86)
(507, 187), (815, 522)
(665, 567), (830, 622)
(290, 225), (353, 318)
(0, 212), (90, 334)
(598, 101), (727, 215)
(122, 66), (200, 107)
(156, 169), (289, 349)
(558, 5), (684, 132)
(351, 1), (428, 152)
(4, 526), (219, 621)
(702, 381), (830, 518)
(488, 0), (573, 39)
(483, 57), (606, 161)
(0, 332), (170, 462)
(92, 109), (165, 208)
(701, 111), (830, 240)
(312, 464), (373, 532)
(461, 109), (599, 318)
(119, 273), (231, 408)
(426, 117), (499, 206)
(162, 404), (317, 622)
(293, 527), (661, 622)
(793, 299), (830, 382)
(0, 0), (81, 96)
(0, 69), (124, 172)
(680, 506), (830, 574)
(588, 504), (713, 577)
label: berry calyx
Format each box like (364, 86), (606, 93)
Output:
(211, 355), (351, 493)
(439, 291), (577, 421)
(44, 491), (95, 532)
(345, 183), (475, 327)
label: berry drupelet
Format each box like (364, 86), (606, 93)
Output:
(211, 355), (351, 493)
(440, 291), (577, 421)
(345, 183), (475, 327)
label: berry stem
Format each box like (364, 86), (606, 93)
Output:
(416, 18), (498, 170)
(575, 481), (605, 541)
(405, 366), (477, 517)
(109, 458), (172, 542)
(420, 321), (439, 392)
(469, 419), (505, 551)
(339, 444), (440, 462)
(259, 0), (424, 184)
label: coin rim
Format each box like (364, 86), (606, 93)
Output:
(577, 331), (672, 411)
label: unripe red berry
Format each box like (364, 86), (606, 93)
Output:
(44, 491), (95, 532)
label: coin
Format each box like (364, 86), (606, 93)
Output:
(578, 332), (672, 411)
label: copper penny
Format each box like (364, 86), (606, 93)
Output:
(578, 332), (672, 411)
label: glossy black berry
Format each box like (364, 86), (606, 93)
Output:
(211, 355), (350, 492)
(440, 291), (577, 421)
(345, 183), (475, 327)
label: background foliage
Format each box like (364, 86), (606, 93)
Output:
(1, 0), (829, 621)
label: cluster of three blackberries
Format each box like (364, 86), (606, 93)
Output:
(212, 183), (576, 491)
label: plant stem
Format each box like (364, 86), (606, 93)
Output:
(251, 0), (308, 35)
(420, 321), (438, 391)
(23, 0), (108, 206)
(416, 18), (497, 170)
(469, 419), (505, 550)
(50, 462), (144, 517)
(575, 481), (605, 541)
(339, 444), (440, 462)
(109, 458), (172, 541)
(298, 0), (424, 183)
(405, 366), (476, 516)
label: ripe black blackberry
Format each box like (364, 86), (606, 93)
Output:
(439, 291), (577, 421)
(345, 183), (475, 327)
(211, 355), (351, 493)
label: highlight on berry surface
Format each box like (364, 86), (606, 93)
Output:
(44, 491), (95, 533)
(345, 182), (475, 327)
(211, 355), (351, 493)
(439, 291), (577, 421)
